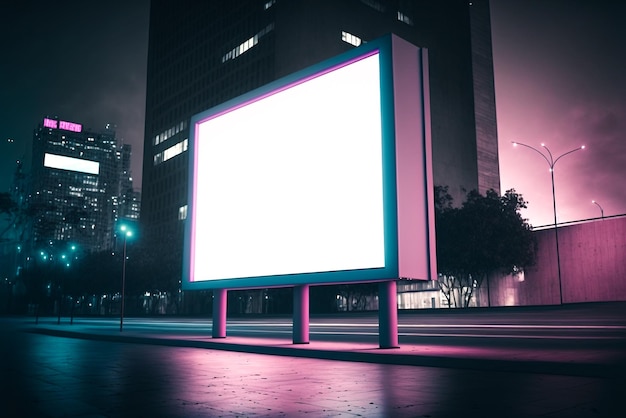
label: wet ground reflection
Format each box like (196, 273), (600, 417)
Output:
(1, 324), (621, 417)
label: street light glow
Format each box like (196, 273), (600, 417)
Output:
(120, 224), (133, 237)
(592, 200), (604, 218)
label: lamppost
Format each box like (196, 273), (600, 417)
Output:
(512, 141), (585, 305)
(592, 200), (604, 219)
(119, 224), (133, 332)
(56, 245), (75, 324)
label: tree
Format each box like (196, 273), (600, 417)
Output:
(435, 186), (536, 308)
(1, 161), (29, 242)
(0, 192), (16, 214)
(0, 192), (17, 240)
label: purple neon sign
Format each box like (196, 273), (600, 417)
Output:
(43, 118), (82, 133)
(43, 118), (58, 129)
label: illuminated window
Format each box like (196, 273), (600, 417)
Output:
(264, 0), (275, 10)
(178, 204), (188, 220)
(153, 138), (188, 165)
(153, 121), (188, 146)
(222, 23), (274, 63)
(341, 31), (362, 47)
(397, 11), (413, 26)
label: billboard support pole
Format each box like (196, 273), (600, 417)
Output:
(212, 288), (227, 338)
(293, 284), (310, 344)
(379, 280), (399, 348)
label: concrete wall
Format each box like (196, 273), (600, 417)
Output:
(485, 216), (626, 306)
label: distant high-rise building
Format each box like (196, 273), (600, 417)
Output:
(141, 0), (499, 253)
(117, 144), (142, 221)
(28, 117), (139, 253)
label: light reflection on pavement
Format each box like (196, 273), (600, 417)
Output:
(1, 320), (623, 418)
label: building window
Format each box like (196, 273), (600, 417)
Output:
(341, 31), (362, 47)
(153, 138), (188, 165)
(264, 0), (276, 10)
(178, 204), (188, 221)
(154, 120), (187, 146)
(397, 11), (414, 26)
(222, 23), (275, 63)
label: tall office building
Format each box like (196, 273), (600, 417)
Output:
(118, 143), (142, 221)
(28, 117), (139, 253)
(141, 0), (499, 254)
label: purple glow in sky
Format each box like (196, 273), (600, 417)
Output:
(491, 1), (626, 226)
(1, 1), (624, 227)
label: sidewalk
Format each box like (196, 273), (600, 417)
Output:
(20, 316), (626, 379)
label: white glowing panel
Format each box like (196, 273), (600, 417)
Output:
(184, 34), (436, 290)
(192, 53), (384, 281)
(44, 153), (99, 175)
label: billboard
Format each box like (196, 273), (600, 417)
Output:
(44, 153), (100, 175)
(183, 34), (435, 290)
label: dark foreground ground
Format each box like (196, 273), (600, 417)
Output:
(1, 303), (625, 417)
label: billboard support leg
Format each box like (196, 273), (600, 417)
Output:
(293, 284), (310, 344)
(212, 288), (227, 338)
(379, 280), (399, 348)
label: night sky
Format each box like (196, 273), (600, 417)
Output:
(0, 0), (149, 189)
(1, 1), (625, 227)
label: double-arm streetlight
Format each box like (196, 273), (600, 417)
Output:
(119, 224), (133, 332)
(512, 141), (585, 305)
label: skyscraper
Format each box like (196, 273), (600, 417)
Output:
(141, 0), (499, 257)
(29, 117), (139, 253)
(118, 143), (142, 222)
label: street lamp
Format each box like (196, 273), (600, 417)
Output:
(512, 141), (585, 305)
(119, 224), (133, 332)
(57, 253), (67, 325)
(592, 200), (604, 219)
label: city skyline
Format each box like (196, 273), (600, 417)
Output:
(1, 0), (625, 227)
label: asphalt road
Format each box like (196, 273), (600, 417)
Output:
(56, 302), (626, 349)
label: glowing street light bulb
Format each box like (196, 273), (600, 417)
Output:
(592, 200), (604, 219)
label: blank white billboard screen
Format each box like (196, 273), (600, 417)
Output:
(44, 153), (100, 175)
(190, 52), (385, 282)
